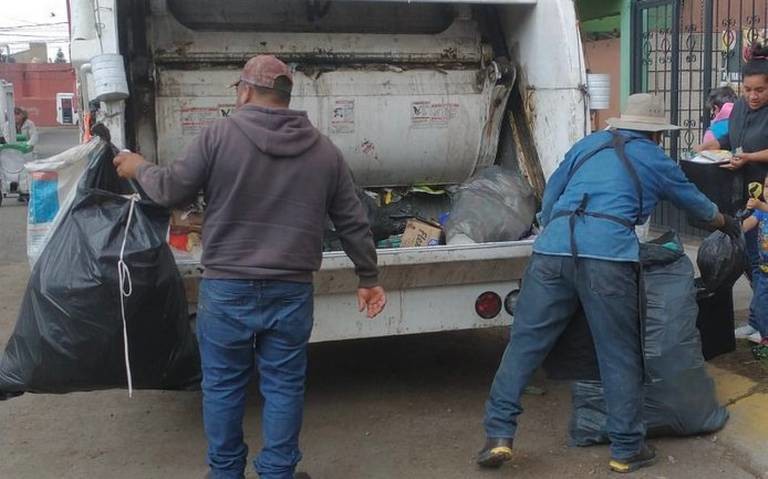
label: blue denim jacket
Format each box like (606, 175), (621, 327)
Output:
(534, 129), (718, 262)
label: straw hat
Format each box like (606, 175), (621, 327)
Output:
(606, 93), (681, 132)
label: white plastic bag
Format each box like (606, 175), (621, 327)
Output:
(445, 166), (536, 244)
(25, 139), (102, 266)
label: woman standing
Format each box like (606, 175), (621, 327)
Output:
(14, 107), (39, 148)
(708, 44), (768, 343)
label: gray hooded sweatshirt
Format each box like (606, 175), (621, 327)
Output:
(136, 104), (379, 287)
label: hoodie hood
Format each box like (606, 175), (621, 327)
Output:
(229, 104), (320, 157)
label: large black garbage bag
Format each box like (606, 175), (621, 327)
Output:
(0, 140), (200, 399)
(569, 240), (728, 445)
(543, 306), (599, 381)
(696, 230), (747, 292)
(544, 232), (683, 382)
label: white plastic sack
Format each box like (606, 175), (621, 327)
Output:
(0, 148), (33, 194)
(445, 166), (536, 245)
(25, 139), (102, 266)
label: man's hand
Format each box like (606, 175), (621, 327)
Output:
(717, 214), (742, 239)
(113, 151), (149, 179)
(357, 286), (386, 319)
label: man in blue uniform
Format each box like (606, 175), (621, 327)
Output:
(476, 94), (740, 473)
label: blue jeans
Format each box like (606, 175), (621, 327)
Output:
(750, 271), (768, 338)
(197, 279), (314, 479)
(746, 228), (761, 330)
(484, 254), (646, 460)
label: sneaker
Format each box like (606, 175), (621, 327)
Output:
(294, 473), (312, 479)
(735, 325), (758, 339)
(748, 331), (763, 344)
(609, 444), (657, 473)
(476, 437), (514, 468)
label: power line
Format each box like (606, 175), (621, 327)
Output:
(0, 22), (68, 30)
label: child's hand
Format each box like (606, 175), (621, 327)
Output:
(747, 198), (768, 211)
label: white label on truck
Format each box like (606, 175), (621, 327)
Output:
(410, 101), (460, 128)
(180, 104), (236, 136)
(330, 99), (355, 134)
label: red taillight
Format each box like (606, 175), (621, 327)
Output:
(475, 291), (502, 319)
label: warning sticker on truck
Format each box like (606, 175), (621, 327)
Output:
(180, 104), (236, 136)
(410, 101), (460, 128)
(330, 99), (355, 134)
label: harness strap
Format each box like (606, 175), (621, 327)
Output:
(549, 130), (644, 261)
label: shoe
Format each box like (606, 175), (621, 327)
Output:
(735, 325), (758, 339)
(748, 331), (763, 344)
(294, 473), (312, 479)
(609, 444), (657, 473)
(476, 437), (514, 468)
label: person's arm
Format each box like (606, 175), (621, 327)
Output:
(735, 149), (768, 163)
(114, 130), (209, 208)
(694, 138), (721, 152)
(24, 121), (39, 147)
(661, 159), (726, 231)
(743, 215), (759, 233)
(747, 197), (768, 212)
(327, 153), (386, 318)
(721, 148), (768, 170)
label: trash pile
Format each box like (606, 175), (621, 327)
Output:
(0, 139), (200, 400)
(549, 233), (729, 444)
(164, 165), (537, 260)
(323, 166), (537, 252)
(168, 201), (205, 264)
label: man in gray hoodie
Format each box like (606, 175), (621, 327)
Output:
(114, 55), (386, 479)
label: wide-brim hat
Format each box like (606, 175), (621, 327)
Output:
(606, 93), (682, 132)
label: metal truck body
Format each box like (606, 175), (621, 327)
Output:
(69, 0), (588, 342)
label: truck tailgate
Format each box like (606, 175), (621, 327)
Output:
(178, 240), (533, 293)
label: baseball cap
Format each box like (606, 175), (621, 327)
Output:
(231, 55), (293, 93)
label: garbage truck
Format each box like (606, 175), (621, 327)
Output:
(68, 0), (589, 342)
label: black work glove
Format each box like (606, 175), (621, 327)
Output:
(718, 214), (741, 239)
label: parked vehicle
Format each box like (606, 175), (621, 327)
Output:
(69, 0), (590, 342)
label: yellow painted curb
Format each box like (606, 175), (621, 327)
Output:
(707, 365), (768, 476)
(707, 365), (757, 404)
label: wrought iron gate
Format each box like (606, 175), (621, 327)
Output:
(632, 0), (768, 236)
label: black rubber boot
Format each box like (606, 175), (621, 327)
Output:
(609, 444), (657, 473)
(476, 437), (514, 468)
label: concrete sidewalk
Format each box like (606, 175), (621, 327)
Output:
(709, 363), (768, 477)
(682, 237), (768, 477)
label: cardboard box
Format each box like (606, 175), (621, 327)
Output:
(171, 209), (203, 233)
(401, 218), (442, 248)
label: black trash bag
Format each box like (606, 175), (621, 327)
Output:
(544, 232), (685, 382)
(357, 188), (417, 242)
(0, 140), (200, 399)
(569, 249), (728, 445)
(696, 230), (747, 292)
(543, 307), (599, 381)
